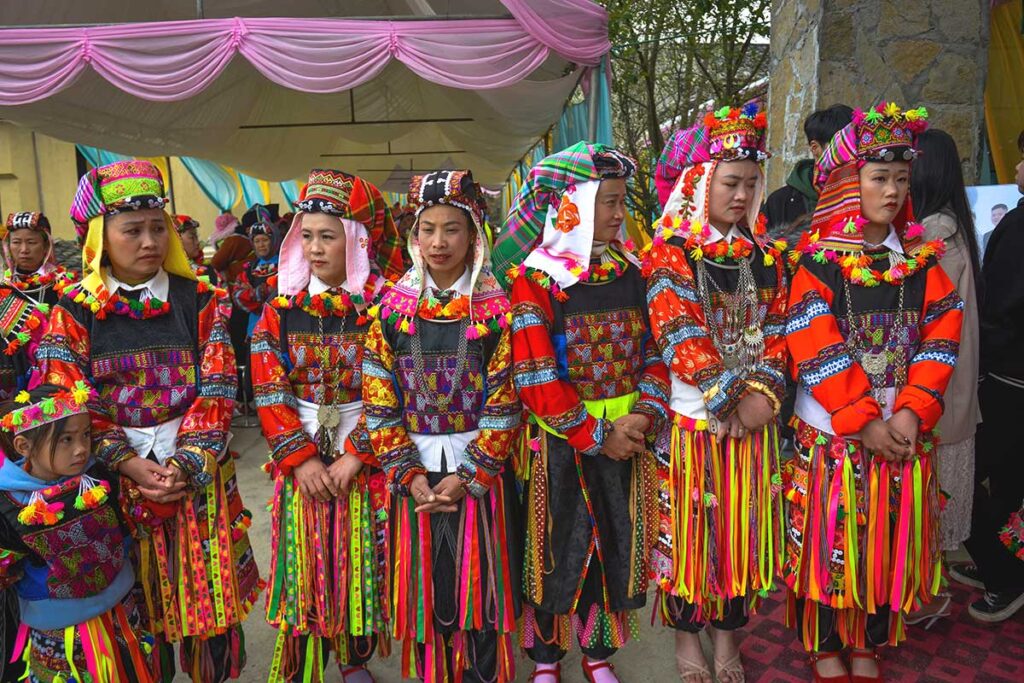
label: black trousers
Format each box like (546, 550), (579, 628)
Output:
(661, 594), (749, 634)
(417, 631), (498, 683)
(284, 634), (376, 682)
(794, 600), (891, 653)
(964, 378), (1024, 593)
(525, 560), (619, 664)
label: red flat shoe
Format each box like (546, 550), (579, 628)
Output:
(581, 657), (618, 683)
(849, 649), (882, 683)
(809, 651), (851, 683)
(528, 662), (561, 682)
(340, 665), (376, 683)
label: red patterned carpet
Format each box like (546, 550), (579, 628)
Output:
(734, 583), (1024, 682)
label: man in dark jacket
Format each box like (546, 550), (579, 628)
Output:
(763, 104), (853, 243)
(955, 129), (1024, 623)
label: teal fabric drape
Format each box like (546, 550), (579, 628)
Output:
(180, 157), (240, 212)
(280, 180), (300, 207)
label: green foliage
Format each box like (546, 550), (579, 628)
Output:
(601, 0), (770, 231)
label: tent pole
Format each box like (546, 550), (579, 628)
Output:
(587, 65), (599, 142)
(195, 0), (204, 19)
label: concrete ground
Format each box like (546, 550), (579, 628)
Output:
(179, 424), (702, 682)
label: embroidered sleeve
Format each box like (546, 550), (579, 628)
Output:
(645, 241), (747, 419)
(36, 302), (137, 468)
(342, 413), (380, 468)
(251, 304), (317, 475)
(362, 318), (423, 493)
(785, 265), (882, 436)
(894, 264), (963, 431)
(232, 268), (264, 315)
(458, 327), (522, 496)
(631, 290), (671, 433)
(510, 274), (609, 455)
(745, 261), (790, 412)
(172, 288), (237, 487)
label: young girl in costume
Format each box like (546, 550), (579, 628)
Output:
(784, 103), (962, 682)
(363, 170), (522, 683)
(252, 169), (404, 682)
(0, 383), (155, 682)
(644, 105), (788, 683)
(499, 142), (668, 683)
(35, 160), (262, 683)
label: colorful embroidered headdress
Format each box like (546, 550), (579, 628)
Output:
(794, 102), (939, 286)
(2, 212), (60, 278)
(276, 169), (403, 309)
(651, 102), (779, 263)
(375, 169), (510, 339)
(494, 141), (638, 290)
(1, 381), (92, 436)
(67, 160), (197, 310)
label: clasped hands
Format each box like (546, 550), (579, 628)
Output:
(860, 408), (919, 462)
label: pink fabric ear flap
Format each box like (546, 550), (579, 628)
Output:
(342, 218), (371, 296)
(275, 213), (309, 297)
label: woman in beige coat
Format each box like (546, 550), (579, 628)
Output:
(908, 129), (983, 624)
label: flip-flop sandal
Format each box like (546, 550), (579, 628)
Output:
(675, 652), (712, 683)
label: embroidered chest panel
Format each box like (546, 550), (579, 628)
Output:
(19, 502), (126, 600)
(394, 351), (485, 434)
(563, 306), (647, 400)
(93, 348), (198, 426)
(287, 329), (369, 404)
(838, 310), (921, 386)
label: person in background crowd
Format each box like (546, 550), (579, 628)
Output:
(506, 143), (668, 683)
(252, 169), (403, 682)
(37, 160), (262, 683)
(1, 212), (76, 309)
(233, 208), (282, 339)
(785, 104), (962, 682)
(647, 106), (788, 683)
(363, 170), (521, 683)
(763, 104), (853, 243)
(173, 214), (219, 286)
(902, 129), (983, 628)
(953, 129), (1024, 623)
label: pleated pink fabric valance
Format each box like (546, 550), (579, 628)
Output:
(0, 0), (609, 105)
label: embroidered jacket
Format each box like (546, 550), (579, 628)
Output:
(250, 297), (376, 474)
(786, 257), (962, 435)
(362, 317), (521, 496)
(35, 275), (237, 486)
(645, 235), (789, 419)
(510, 263), (669, 453)
(0, 285), (48, 401)
(233, 260), (277, 316)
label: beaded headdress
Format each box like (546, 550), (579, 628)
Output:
(70, 160), (168, 240)
(1, 381), (92, 436)
(704, 104), (770, 163)
(173, 214), (200, 235)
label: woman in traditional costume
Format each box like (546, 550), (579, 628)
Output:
(234, 207), (282, 338)
(173, 214), (220, 286)
(644, 105), (788, 683)
(35, 159), (262, 683)
(0, 383), (157, 683)
(363, 170), (521, 683)
(784, 103), (962, 682)
(500, 142), (668, 683)
(252, 169), (403, 682)
(1, 212), (75, 309)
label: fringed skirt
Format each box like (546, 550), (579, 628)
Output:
(136, 449), (263, 677)
(266, 467), (389, 681)
(651, 413), (784, 623)
(519, 424), (656, 653)
(782, 419), (942, 650)
(389, 469), (520, 683)
(13, 593), (155, 683)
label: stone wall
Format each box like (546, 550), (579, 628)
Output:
(768, 0), (990, 191)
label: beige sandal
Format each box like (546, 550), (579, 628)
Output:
(675, 651), (712, 683)
(713, 652), (746, 683)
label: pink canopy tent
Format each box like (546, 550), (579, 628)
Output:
(0, 0), (609, 190)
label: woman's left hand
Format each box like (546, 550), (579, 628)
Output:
(415, 474), (465, 513)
